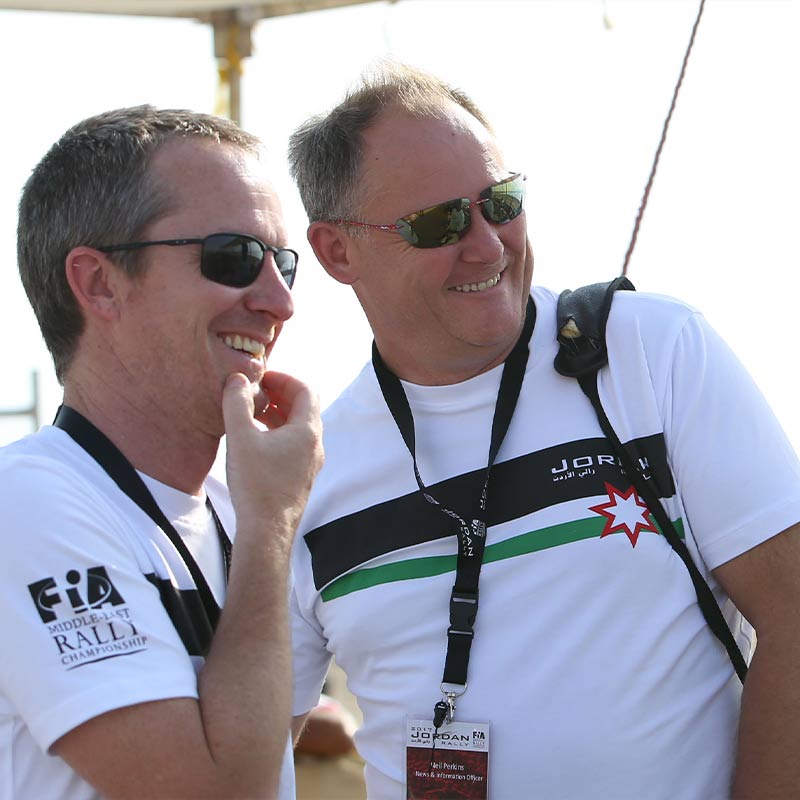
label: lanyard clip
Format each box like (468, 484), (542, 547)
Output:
(434, 681), (466, 729)
(433, 691), (457, 729)
(444, 691), (457, 724)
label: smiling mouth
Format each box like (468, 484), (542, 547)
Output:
(451, 271), (502, 293)
(221, 334), (266, 359)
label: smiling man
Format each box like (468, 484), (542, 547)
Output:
(0, 106), (324, 799)
(287, 63), (800, 798)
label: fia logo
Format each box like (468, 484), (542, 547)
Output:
(472, 729), (487, 749)
(28, 566), (125, 623)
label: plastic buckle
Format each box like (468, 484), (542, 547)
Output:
(448, 590), (479, 637)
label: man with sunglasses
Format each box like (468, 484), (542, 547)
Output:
(0, 106), (323, 799)
(287, 62), (800, 799)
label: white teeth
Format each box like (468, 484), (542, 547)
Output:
(453, 272), (501, 293)
(222, 334), (266, 358)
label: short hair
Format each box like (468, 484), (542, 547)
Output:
(288, 61), (493, 224)
(17, 105), (261, 383)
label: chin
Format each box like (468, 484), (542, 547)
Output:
(250, 381), (269, 415)
(471, 298), (525, 335)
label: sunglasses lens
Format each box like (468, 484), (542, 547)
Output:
(480, 175), (526, 224)
(202, 234), (264, 287)
(400, 199), (472, 249)
(396, 177), (523, 249)
(274, 249), (297, 289)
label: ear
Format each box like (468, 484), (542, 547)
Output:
(64, 246), (126, 321)
(307, 222), (360, 286)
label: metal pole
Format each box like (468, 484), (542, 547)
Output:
(212, 9), (253, 124)
(0, 369), (40, 432)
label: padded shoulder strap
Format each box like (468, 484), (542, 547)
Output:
(552, 276), (747, 682)
(554, 276), (635, 378)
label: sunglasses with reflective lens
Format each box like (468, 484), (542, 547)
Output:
(334, 173), (526, 249)
(97, 232), (298, 289)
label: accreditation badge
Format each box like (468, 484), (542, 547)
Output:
(405, 717), (490, 799)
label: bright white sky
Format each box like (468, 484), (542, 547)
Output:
(1, 0), (798, 458)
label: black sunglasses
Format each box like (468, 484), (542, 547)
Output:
(334, 173), (526, 249)
(97, 232), (298, 289)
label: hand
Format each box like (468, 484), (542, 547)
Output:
(295, 695), (357, 757)
(222, 372), (324, 545)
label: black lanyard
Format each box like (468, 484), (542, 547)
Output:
(372, 297), (535, 726)
(53, 405), (231, 630)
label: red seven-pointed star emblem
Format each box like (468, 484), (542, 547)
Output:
(589, 482), (659, 548)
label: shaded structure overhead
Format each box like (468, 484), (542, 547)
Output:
(0, 1), (377, 18)
(0, 0), (383, 121)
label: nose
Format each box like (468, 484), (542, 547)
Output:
(460, 206), (506, 264)
(243, 254), (294, 321)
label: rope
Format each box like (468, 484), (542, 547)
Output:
(621, 0), (707, 277)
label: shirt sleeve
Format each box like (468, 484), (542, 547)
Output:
(289, 575), (332, 718)
(662, 310), (800, 569)
(0, 456), (199, 752)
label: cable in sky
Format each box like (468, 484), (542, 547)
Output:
(621, 0), (707, 277)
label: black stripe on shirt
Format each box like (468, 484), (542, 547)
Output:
(304, 434), (673, 590)
(144, 573), (215, 657)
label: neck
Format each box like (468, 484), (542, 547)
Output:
(378, 344), (515, 386)
(376, 296), (534, 385)
(373, 312), (529, 385)
(62, 373), (219, 497)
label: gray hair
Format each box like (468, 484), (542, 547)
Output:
(288, 61), (493, 224)
(17, 105), (261, 383)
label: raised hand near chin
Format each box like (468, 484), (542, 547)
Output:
(222, 371), (324, 550)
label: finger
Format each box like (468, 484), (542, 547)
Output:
(259, 372), (318, 425)
(257, 403), (288, 430)
(221, 372), (258, 440)
(259, 371), (309, 404)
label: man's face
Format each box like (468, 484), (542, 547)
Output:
(112, 138), (293, 436)
(345, 102), (533, 384)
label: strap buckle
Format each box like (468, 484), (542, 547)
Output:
(448, 589), (479, 637)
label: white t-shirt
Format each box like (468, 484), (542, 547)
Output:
(291, 287), (800, 799)
(0, 426), (295, 800)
